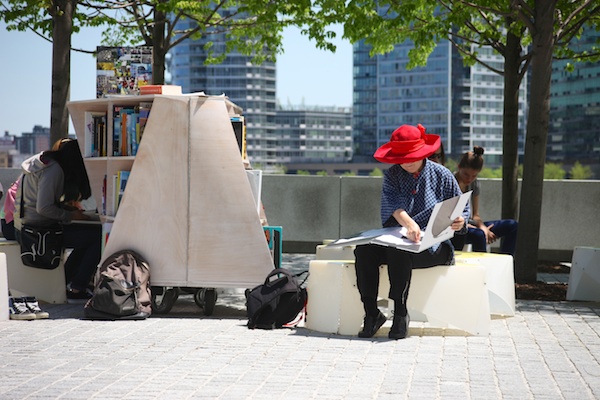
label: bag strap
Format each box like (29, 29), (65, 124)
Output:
(264, 268), (309, 287)
(19, 174), (25, 219)
(264, 268), (292, 285)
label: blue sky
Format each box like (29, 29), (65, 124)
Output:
(0, 23), (352, 136)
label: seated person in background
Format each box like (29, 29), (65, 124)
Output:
(354, 124), (468, 340)
(1, 179), (17, 240)
(14, 138), (101, 302)
(427, 140), (446, 165)
(451, 146), (518, 256)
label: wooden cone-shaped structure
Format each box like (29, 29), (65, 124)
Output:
(102, 95), (273, 288)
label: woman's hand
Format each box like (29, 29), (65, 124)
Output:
(71, 209), (90, 221)
(404, 219), (422, 243)
(482, 223), (497, 244)
(451, 216), (465, 231)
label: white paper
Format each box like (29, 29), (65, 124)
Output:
(328, 191), (472, 253)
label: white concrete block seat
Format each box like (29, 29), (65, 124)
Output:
(0, 253), (8, 320)
(306, 259), (490, 336)
(567, 247), (600, 301)
(315, 243), (516, 317)
(0, 239), (67, 304)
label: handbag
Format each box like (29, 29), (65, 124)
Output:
(17, 175), (64, 270)
(19, 224), (64, 269)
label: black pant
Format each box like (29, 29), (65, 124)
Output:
(1, 219), (15, 240)
(354, 243), (452, 316)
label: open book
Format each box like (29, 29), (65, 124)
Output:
(328, 191), (472, 253)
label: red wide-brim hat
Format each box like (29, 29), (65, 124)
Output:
(373, 124), (440, 164)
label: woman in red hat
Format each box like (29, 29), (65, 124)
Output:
(355, 124), (469, 339)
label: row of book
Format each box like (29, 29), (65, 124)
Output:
(84, 102), (152, 157)
(100, 171), (130, 216)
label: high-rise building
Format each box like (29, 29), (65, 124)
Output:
(548, 28), (600, 174)
(169, 17), (353, 171)
(169, 17), (277, 168)
(353, 39), (528, 167)
(274, 106), (352, 164)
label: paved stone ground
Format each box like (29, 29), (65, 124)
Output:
(1, 254), (599, 399)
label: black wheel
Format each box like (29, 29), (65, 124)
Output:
(194, 288), (218, 316)
(151, 286), (179, 314)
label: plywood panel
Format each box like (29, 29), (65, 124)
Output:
(102, 96), (190, 283)
(186, 96), (273, 288)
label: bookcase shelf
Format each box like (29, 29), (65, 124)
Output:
(68, 94), (273, 289)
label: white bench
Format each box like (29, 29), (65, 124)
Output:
(305, 244), (516, 336)
(306, 260), (490, 336)
(0, 239), (67, 305)
(314, 244), (515, 317)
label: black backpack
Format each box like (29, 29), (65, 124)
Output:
(84, 250), (152, 320)
(246, 268), (308, 329)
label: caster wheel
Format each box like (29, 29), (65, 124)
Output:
(194, 288), (218, 316)
(151, 286), (179, 314)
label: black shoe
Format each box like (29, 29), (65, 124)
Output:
(389, 314), (410, 340)
(358, 311), (387, 338)
(66, 289), (92, 304)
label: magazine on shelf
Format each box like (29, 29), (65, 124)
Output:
(328, 191), (472, 253)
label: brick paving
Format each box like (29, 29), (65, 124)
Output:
(1, 254), (598, 399)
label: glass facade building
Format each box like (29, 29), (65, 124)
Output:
(548, 29), (600, 168)
(168, 19), (277, 167)
(168, 17), (353, 170)
(353, 40), (528, 166)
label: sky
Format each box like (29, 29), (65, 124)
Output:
(0, 22), (353, 136)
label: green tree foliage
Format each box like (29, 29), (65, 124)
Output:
(478, 167), (502, 179)
(316, 170), (328, 176)
(543, 163), (566, 179)
(570, 162), (594, 180)
(1, 0), (339, 142)
(296, 170), (311, 175)
(90, 0), (340, 83)
(0, 0), (106, 144)
(444, 158), (458, 174)
(369, 168), (384, 176)
(322, 0), (600, 283)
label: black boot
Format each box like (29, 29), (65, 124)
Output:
(389, 313), (410, 340)
(358, 311), (387, 338)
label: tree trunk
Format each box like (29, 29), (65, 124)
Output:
(50, 0), (76, 146)
(152, 5), (166, 84)
(501, 24), (522, 221)
(515, 2), (556, 284)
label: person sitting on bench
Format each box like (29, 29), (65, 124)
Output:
(354, 124), (468, 340)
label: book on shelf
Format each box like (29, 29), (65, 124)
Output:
(139, 84), (182, 95)
(112, 102), (152, 156)
(84, 111), (108, 157)
(328, 191), (472, 253)
(112, 170), (130, 215)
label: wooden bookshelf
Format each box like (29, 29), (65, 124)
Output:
(68, 94), (273, 289)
